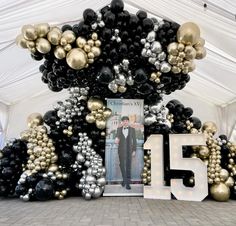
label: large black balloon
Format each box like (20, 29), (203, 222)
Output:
(35, 179), (54, 201)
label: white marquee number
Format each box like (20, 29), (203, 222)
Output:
(144, 134), (208, 201)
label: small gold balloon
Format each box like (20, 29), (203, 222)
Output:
(48, 164), (58, 172)
(177, 43), (185, 52)
(195, 47), (207, 59)
(118, 86), (127, 93)
(87, 97), (103, 111)
(86, 114), (96, 123)
(15, 34), (28, 48)
(95, 40), (101, 47)
(36, 38), (51, 54)
(27, 113), (43, 127)
(62, 30), (76, 44)
(194, 37), (205, 48)
(47, 30), (62, 45)
(168, 55), (177, 65)
(66, 48), (88, 70)
(199, 146), (210, 159)
(210, 182), (230, 202)
(225, 176), (234, 187)
(35, 23), (50, 37)
(91, 46), (101, 57)
(87, 39), (94, 47)
(22, 25), (38, 41)
(188, 61), (196, 72)
(54, 46), (66, 59)
(76, 37), (86, 48)
(64, 44), (72, 52)
(83, 44), (91, 53)
(171, 66), (181, 74)
(219, 169), (229, 181)
(167, 42), (178, 56)
(96, 119), (106, 130)
(202, 121), (217, 134)
(103, 108), (112, 119)
(20, 130), (30, 140)
(185, 46), (196, 60)
(26, 41), (35, 49)
(91, 32), (98, 40)
(177, 22), (201, 45)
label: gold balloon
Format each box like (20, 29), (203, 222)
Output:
(202, 121), (217, 134)
(167, 42), (179, 56)
(86, 114), (96, 123)
(184, 46), (196, 60)
(54, 46), (66, 59)
(118, 86), (127, 93)
(62, 30), (76, 44)
(15, 34), (28, 48)
(66, 48), (88, 70)
(177, 43), (185, 52)
(35, 23), (50, 37)
(168, 55), (177, 65)
(177, 22), (201, 45)
(26, 41), (35, 49)
(210, 182), (230, 201)
(195, 47), (207, 59)
(171, 66), (181, 74)
(103, 108), (112, 119)
(64, 44), (72, 52)
(188, 61), (196, 72)
(22, 25), (38, 41)
(194, 37), (205, 48)
(96, 119), (106, 130)
(76, 37), (87, 48)
(91, 46), (101, 57)
(199, 146), (210, 158)
(219, 169), (229, 181)
(48, 164), (58, 172)
(225, 176), (234, 187)
(87, 97), (103, 111)
(36, 38), (51, 54)
(27, 113), (43, 127)
(47, 30), (62, 45)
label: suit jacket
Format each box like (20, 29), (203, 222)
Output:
(116, 126), (137, 158)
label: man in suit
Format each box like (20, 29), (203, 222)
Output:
(115, 116), (137, 190)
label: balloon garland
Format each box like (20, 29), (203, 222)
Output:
(0, 0), (235, 202)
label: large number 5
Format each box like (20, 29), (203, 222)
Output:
(144, 134), (208, 201)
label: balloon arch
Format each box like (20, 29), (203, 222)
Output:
(0, 0), (235, 202)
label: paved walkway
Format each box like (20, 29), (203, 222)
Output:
(0, 197), (235, 226)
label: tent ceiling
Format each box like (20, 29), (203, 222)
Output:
(0, 0), (236, 106)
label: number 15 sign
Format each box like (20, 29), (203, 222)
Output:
(144, 134), (208, 201)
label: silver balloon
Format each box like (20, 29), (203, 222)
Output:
(144, 113), (157, 126)
(160, 62), (171, 73)
(146, 31), (156, 42)
(151, 41), (162, 54)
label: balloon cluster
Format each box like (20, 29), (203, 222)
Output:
(142, 99), (236, 201)
(86, 97), (112, 130)
(167, 22), (206, 74)
(72, 132), (106, 200)
(16, 0), (205, 97)
(0, 140), (27, 196)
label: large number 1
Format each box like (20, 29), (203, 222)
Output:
(144, 134), (208, 201)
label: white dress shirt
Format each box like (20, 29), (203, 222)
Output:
(122, 126), (129, 138)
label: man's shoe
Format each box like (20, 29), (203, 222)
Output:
(121, 181), (125, 187)
(126, 184), (131, 190)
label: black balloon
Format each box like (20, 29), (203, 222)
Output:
(35, 179), (54, 201)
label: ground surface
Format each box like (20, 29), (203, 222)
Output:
(0, 197), (235, 226)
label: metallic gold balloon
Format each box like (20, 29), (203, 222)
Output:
(48, 164), (58, 172)
(199, 146), (210, 158)
(177, 22), (201, 45)
(184, 46), (196, 60)
(86, 114), (96, 123)
(168, 55), (177, 65)
(225, 176), (234, 187)
(195, 47), (207, 59)
(219, 169), (229, 181)
(35, 23), (50, 37)
(22, 25), (38, 41)
(15, 34), (28, 48)
(36, 38), (51, 54)
(103, 108), (112, 119)
(177, 43), (185, 52)
(202, 121), (217, 134)
(188, 61), (196, 72)
(167, 42), (179, 56)
(62, 30), (76, 44)
(87, 97), (103, 111)
(20, 130), (30, 140)
(54, 46), (66, 59)
(64, 44), (72, 52)
(66, 48), (88, 70)
(194, 37), (205, 49)
(47, 30), (62, 45)
(91, 46), (101, 57)
(171, 66), (181, 74)
(96, 119), (106, 130)
(210, 182), (230, 201)
(76, 37), (87, 48)
(27, 113), (43, 127)
(26, 41), (35, 49)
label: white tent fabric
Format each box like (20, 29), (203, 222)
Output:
(0, 0), (235, 142)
